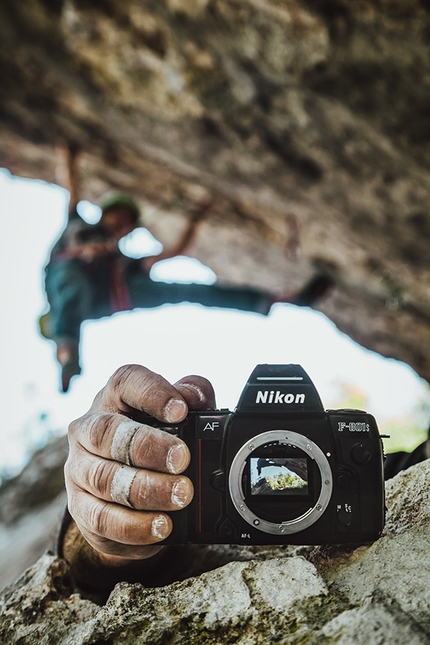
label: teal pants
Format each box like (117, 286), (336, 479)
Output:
(45, 258), (273, 345)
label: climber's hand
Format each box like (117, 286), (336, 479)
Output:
(65, 364), (216, 561)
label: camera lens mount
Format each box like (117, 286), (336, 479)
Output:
(229, 430), (333, 535)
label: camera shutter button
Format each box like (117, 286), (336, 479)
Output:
(351, 443), (372, 464)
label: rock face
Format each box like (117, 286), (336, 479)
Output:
(1, 0), (430, 380)
(1, 459), (430, 644)
(0, 436), (67, 591)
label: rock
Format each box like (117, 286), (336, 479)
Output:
(2, 459), (430, 644)
(0, 435), (68, 591)
(320, 601), (429, 645)
(0, 0), (430, 380)
(383, 458), (430, 537)
(0, 553), (99, 645)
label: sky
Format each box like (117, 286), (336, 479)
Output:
(1, 168), (430, 477)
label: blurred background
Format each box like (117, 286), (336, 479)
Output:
(2, 166), (429, 484)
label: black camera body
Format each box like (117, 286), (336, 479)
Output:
(161, 364), (385, 546)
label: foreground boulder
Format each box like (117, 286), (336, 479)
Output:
(1, 459), (430, 644)
(0, 435), (67, 592)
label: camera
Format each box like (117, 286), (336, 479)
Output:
(157, 364), (385, 545)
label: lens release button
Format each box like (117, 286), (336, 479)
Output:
(351, 443), (372, 464)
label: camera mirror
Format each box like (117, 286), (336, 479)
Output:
(249, 457), (309, 496)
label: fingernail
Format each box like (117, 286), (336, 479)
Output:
(171, 479), (190, 508)
(166, 443), (189, 474)
(164, 398), (187, 423)
(151, 515), (169, 539)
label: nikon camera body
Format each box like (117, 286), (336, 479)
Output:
(158, 364), (385, 546)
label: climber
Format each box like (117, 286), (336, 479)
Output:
(40, 143), (276, 392)
(40, 188), (140, 391)
(40, 144), (334, 392)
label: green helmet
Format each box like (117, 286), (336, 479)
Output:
(99, 192), (140, 223)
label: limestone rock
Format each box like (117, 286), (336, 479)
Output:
(0, 435), (68, 591)
(0, 553), (99, 645)
(2, 459), (430, 644)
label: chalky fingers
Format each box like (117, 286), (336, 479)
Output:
(65, 449), (193, 511)
(63, 365), (217, 560)
(68, 412), (190, 475)
(67, 487), (174, 556)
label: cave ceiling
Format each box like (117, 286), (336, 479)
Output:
(1, 0), (430, 380)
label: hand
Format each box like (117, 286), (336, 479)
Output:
(65, 364), (216, 564)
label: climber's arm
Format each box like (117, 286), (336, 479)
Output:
(142, 198), (212, 272)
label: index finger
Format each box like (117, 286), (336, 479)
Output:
(91, 364), (189, 423)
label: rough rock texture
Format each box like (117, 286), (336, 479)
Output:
(1, 459), (430, 644)
(0, 435), (68, 591)
(1, 0), (430, 380)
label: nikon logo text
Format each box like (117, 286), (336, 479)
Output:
(255, 390), (306, 404)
